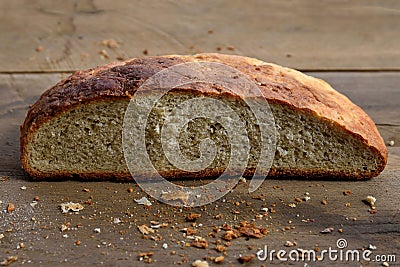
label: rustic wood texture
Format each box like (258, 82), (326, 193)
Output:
(0, 72), (399, 266)
(1, 0), (400, 72)
(1, 0), (399, 266)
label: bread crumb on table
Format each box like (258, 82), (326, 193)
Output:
(7, 203), (15, 213)
(35, 46), (43, 52)
(0, 255), (18, 266)
(99, 49), (109, 59)
(59, 202), (84, 213)
(238, 254), (255, 264)
(363, 195), (376, 209)
(192, 260), (209, 267)
(101, 39), (118, 49)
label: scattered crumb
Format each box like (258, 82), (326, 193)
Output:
(382, 261), (390, 266)
(135, 197), (152, 206)
(284, 241), (294, 247)
(143, 49), (149, 55)
(288, 203), (297, 208)
(238, 223), (267, 238)
(149, 234), (162, 241)
(101, 39), (118, 49)
(185, 213), (201, 222)
(214, 213), (222, 219)
(59, 202), (84, 213)
(214, 256), (224, 263)
(75, 240), (81, 246)
(184, 227), (197, 236)
(60, 224), (69, 232)
(338, 228), (343, 233)
(252, 194), (265, 201)
(227, 46), (235, 51)
(36, 46), (43, 52)
(162, 243), (168, 249)
(222, 229), (240, 241)
(94, 228), (101, 233)
(7, 203), (15, 213)
(295, 198), (302, 203)
(99, 49), (109, 59)
(321, 199), (328, 205)
(388, 140), (395, 146)
(82, 188), (90, 192)
(238, 254), (255, 264)
(345, 202), (351, 207)
(127, 187), (133, 193)
(320, 227), (334, 234)
(138, 224), (155, 235)
(161, 191), (189, 204)
(343, 190), (352, 196)
(151, 222), (168, 229)
(369, 209), (378, 214)
(113, 217), (121, 224)
(215, 245), (226, 252)
(207, 30), (213, 34)
(0, 234), (4, 240)
(138, 252), (154, 263)
(0, 256), (18, 266)
(192, 260), (209, 267)
(269, 207), (276, 213)
(20, 186), (27, 190)
(33, 196), (40, 201)
(363, 196), (376, 209)
(191, 238), (208, 249)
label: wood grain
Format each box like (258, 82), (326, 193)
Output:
(0, 74), (399, 265)
(1, 1), (399, 265)
(1, 0), (400, 72)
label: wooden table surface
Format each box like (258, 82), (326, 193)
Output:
(0, 1), (399, 266)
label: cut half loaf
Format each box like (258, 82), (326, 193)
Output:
(21, 53), (387, 180)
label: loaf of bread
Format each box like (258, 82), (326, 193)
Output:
(20, 53), (387, 180)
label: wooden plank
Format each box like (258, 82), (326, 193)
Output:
(0, 72), (399, 265)
(1, 0), (400, 72)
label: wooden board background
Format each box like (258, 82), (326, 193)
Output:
(0, 1), (399, 266)
(1, 0), (400, 72)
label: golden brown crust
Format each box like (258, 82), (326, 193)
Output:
(20, 53), (388, 180)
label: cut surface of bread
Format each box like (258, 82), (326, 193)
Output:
(21, 53), (388, 180)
